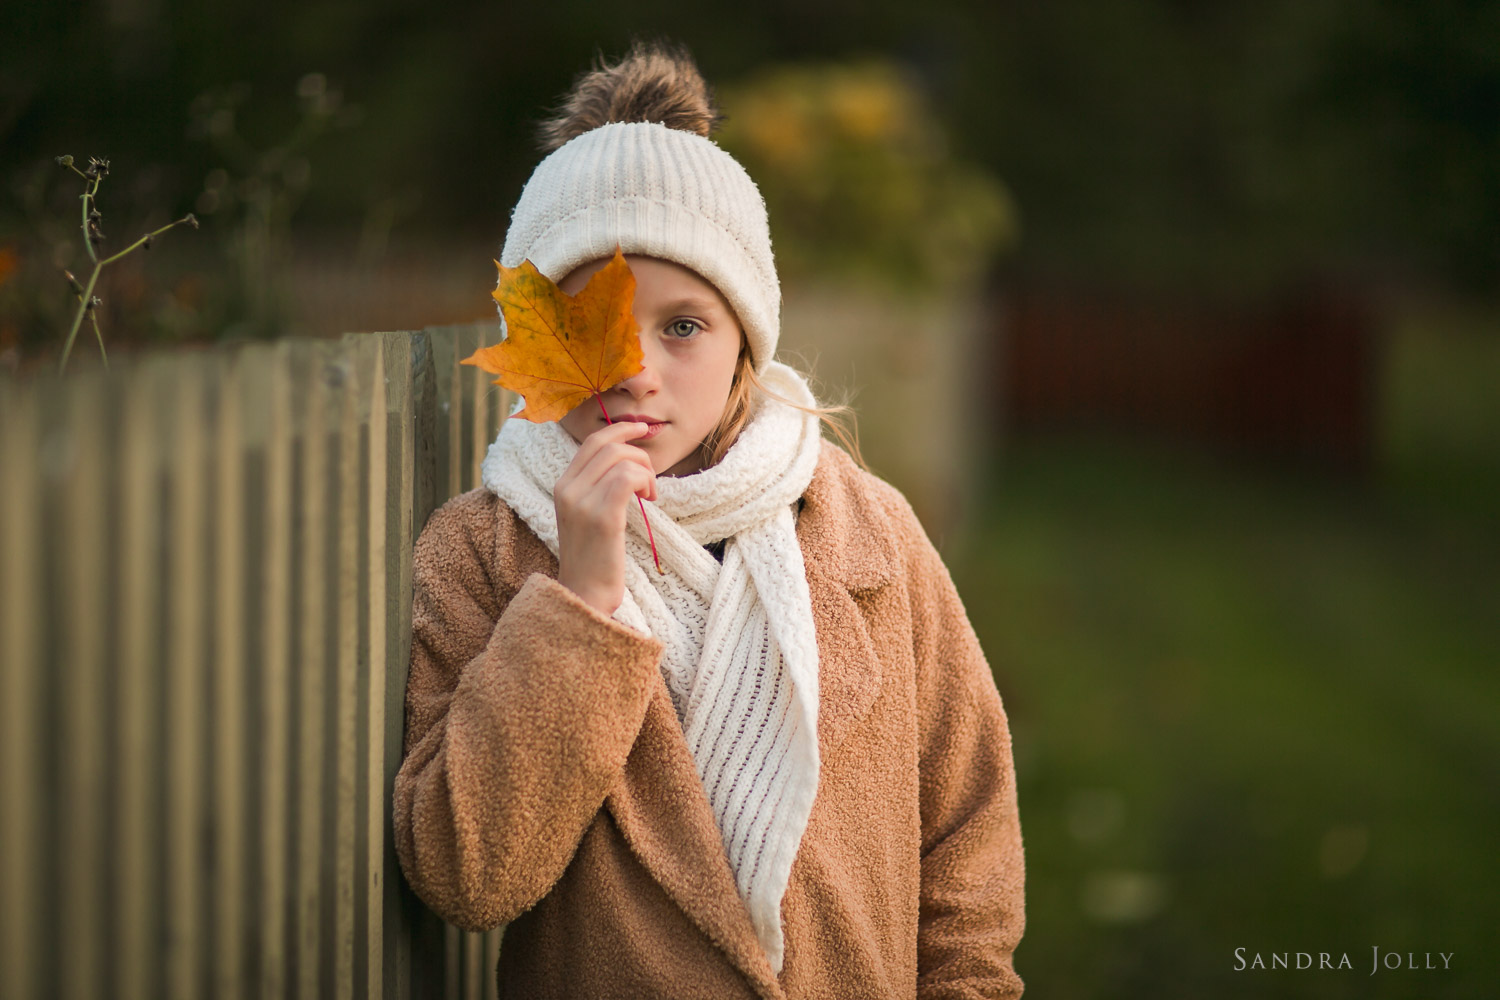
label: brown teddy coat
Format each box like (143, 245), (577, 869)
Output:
(393, 442), (1025, 999)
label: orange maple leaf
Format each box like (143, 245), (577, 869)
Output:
(463, 247), (644, 423)
(463, 246), (665, 572)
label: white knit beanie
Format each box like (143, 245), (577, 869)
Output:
(499, 121), (781, 372)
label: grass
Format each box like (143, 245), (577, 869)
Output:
(949, 423), (1498, 998)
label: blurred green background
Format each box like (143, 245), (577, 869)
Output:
(3, 1), (1497, 997)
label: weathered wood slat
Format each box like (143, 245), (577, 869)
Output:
(445, 923), (463, 1000)
(214, 351), (249, 1000)
(445, 330), (466, 497)
(470, 334), (489, 493)
(357, 334), (389, 999)
(166, 358), (210, 1000)
(335, 345), (360, 1000)
(260, 341), (295, 1000)
(0, 381), (42, 1000)
(463, 930), (484, 1000)
(116, 362), (163, 1000)
(59, 372), (109, 1000)
(458, 325), (480, 493)
(297, 345), (329, 1000)
(424, 330), (456, 504)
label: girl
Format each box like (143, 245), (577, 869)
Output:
(393, 40), (1025, 999)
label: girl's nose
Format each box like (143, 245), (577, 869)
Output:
(618, 364), (658, 398)
(618, 330), (662, 397)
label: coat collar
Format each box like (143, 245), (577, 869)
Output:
(795, 441), (898, 593)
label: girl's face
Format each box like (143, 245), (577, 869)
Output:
(557, 254), (744, 477)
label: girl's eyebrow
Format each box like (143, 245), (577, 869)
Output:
(657, 296), (723, 315)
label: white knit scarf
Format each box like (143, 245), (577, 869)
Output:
(480, 361), (823, 973)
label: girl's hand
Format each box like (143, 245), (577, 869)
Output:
(554, 421), (658, 616)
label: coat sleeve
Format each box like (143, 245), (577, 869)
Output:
(391, 494), (666, 932)
(899, 503), (1026, 999)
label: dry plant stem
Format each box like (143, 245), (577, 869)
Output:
(86, 297), (106, 368)
(594, 392), (665, 574)
(62, 267), (105, 373)
(77, 171), (101, 265)
(58, 212), (196, 374)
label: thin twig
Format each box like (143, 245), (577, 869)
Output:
(57, 211), (198, 373)
(58, 267), (102, 373)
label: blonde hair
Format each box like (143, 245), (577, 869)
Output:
(699, 341), (865, 471)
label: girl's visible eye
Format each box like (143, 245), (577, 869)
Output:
(666, 319), (702, 340)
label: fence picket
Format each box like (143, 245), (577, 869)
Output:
(214, 351), (249, 1000)
(116, 362), (163, 999)
(296, 346), (329, 1000)
(165, 358), (210, 1000)
(0, 382), (42, 1000)
(260, 341), (295, 1000)
(357, 334), (389, 999)
(335, 346), (361, 1000)
(59, 372), (110, 1000)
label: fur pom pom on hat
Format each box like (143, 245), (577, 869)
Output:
(500, 89), (781, 371)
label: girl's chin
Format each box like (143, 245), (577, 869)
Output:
(657, 446), (714, 478)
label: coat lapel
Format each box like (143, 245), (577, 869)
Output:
(605, 679), (786, 999)
(797, 442), (897, 761)
(497, 506), (787, 996)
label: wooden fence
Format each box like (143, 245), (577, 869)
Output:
(0, 324), (512, 1000)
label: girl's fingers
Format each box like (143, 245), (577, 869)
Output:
(552, 422), (653, 616)
(561, 421), (649, 485)
(563, 449), (654, 505)
(577, 453), (656, 508)
(604, 463), (656, 504)
(562, 424), (656, 494)
(572, 419), (652, 466)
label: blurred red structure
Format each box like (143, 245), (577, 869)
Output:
(998, 282), (1379, 474)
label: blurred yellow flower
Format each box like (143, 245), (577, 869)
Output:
(720, 59), (1017, 289)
